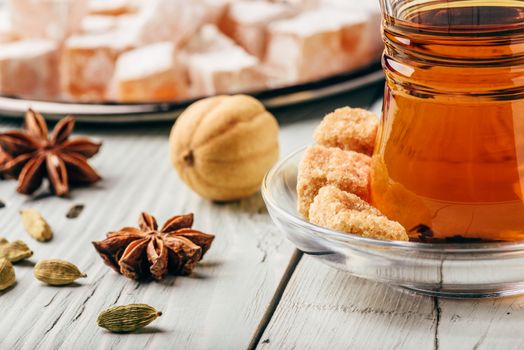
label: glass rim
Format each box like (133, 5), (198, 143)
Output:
(262, 146), (524, 254)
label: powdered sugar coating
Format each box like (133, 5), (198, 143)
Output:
(62, 33), (123, 101)
(81, 15), (117, 35)
(265, 7), (368, 84)
(228, 0), (293, 25)
(8, 0), (88, 41)
(127, 0), (207, 47)
(183, 25), (237, 54)
(88, 0), (138, 16)
(222, 0), (296, 58)
(113, 42), (189, 102)
(114, 42), (175, 81)
(0, 39), (59, 100)
(0, 9), (17, 43)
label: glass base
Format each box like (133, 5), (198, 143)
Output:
(263, 148), (524, 303)
(399, 285), (524, 299)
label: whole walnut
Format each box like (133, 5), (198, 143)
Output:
(169, 95), (280, 201)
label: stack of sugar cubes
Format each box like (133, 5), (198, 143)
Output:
(0, 0), (382, 103)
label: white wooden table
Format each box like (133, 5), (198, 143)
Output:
(1, 85), (523, 350)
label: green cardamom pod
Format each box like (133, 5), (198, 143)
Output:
(0, 237), (33, 263)
(97, 304), (162, 333)
(0, 258), (16, 291)
(34, 259), (87, 286)
(20, 209), (53, 242)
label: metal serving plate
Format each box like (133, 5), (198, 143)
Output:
(0, 62), (383, 123)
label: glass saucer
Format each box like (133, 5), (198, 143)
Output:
(261, 147), (524, 299)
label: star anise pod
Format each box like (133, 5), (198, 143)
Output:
(92, 212), (215, 281)
(0, 109), (102, 196)
(0, 146), (12, 179)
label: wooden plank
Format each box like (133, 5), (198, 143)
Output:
(0, 83), (383, 348)
(257, 252), (524, 349)
(437, 298), (524, 350)
(0, 122), (312, 350)
(257, 256), (437, 350)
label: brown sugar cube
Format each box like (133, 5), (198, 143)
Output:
(0, 40), (59, 100)
(309, 186), (409, 241)
(297, 145), (370, 219)
(314, 107), (379, 155)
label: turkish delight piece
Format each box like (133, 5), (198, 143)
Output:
(356, 1), (383, 61)
(314, 107), (379, 155)
(265, 8), (368, 84)
(183, 25), (237, 54)
(270, 0), (317, 7)
(127, 0), (207, 47)
(309, 186), (409, 241)
(8, 0), (88, 41)
(0, 10), (18, 44)
(88, 0), (138, 16)
(187, 47), (266, 96)
(0, 40), (59, 100)
(297, 145), (370, 218)
(183, 25), (265, 96)
(321, 0), (383, 61)
(221, 0), (296, 58)
(61, 33), (123, 102)
(113, 42), (189, 102)
(199, 0), (232, 24)
(81, 15), (117, 34)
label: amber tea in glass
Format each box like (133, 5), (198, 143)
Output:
(371, 0), (524, 241)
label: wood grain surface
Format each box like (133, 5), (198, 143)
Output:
(0, 86), (376, 349)
(0, 116), (318, 349)
(259, 256), (524, 350)
(4, 84), (521, 350)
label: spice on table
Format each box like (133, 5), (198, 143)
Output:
(0, 237), (33, 263)
(66, 204), (85, 219)
(97, 304), (162, 333)
(20, 209), (53, 242)
(0, 147), (11, 179)
(0, 109), (102, 196)
(92, 212), (214, 281)
(0, 258), (16, 291)
(34, 259), (87, 285)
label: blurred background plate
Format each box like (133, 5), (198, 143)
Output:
(0, 62), (383, 124)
